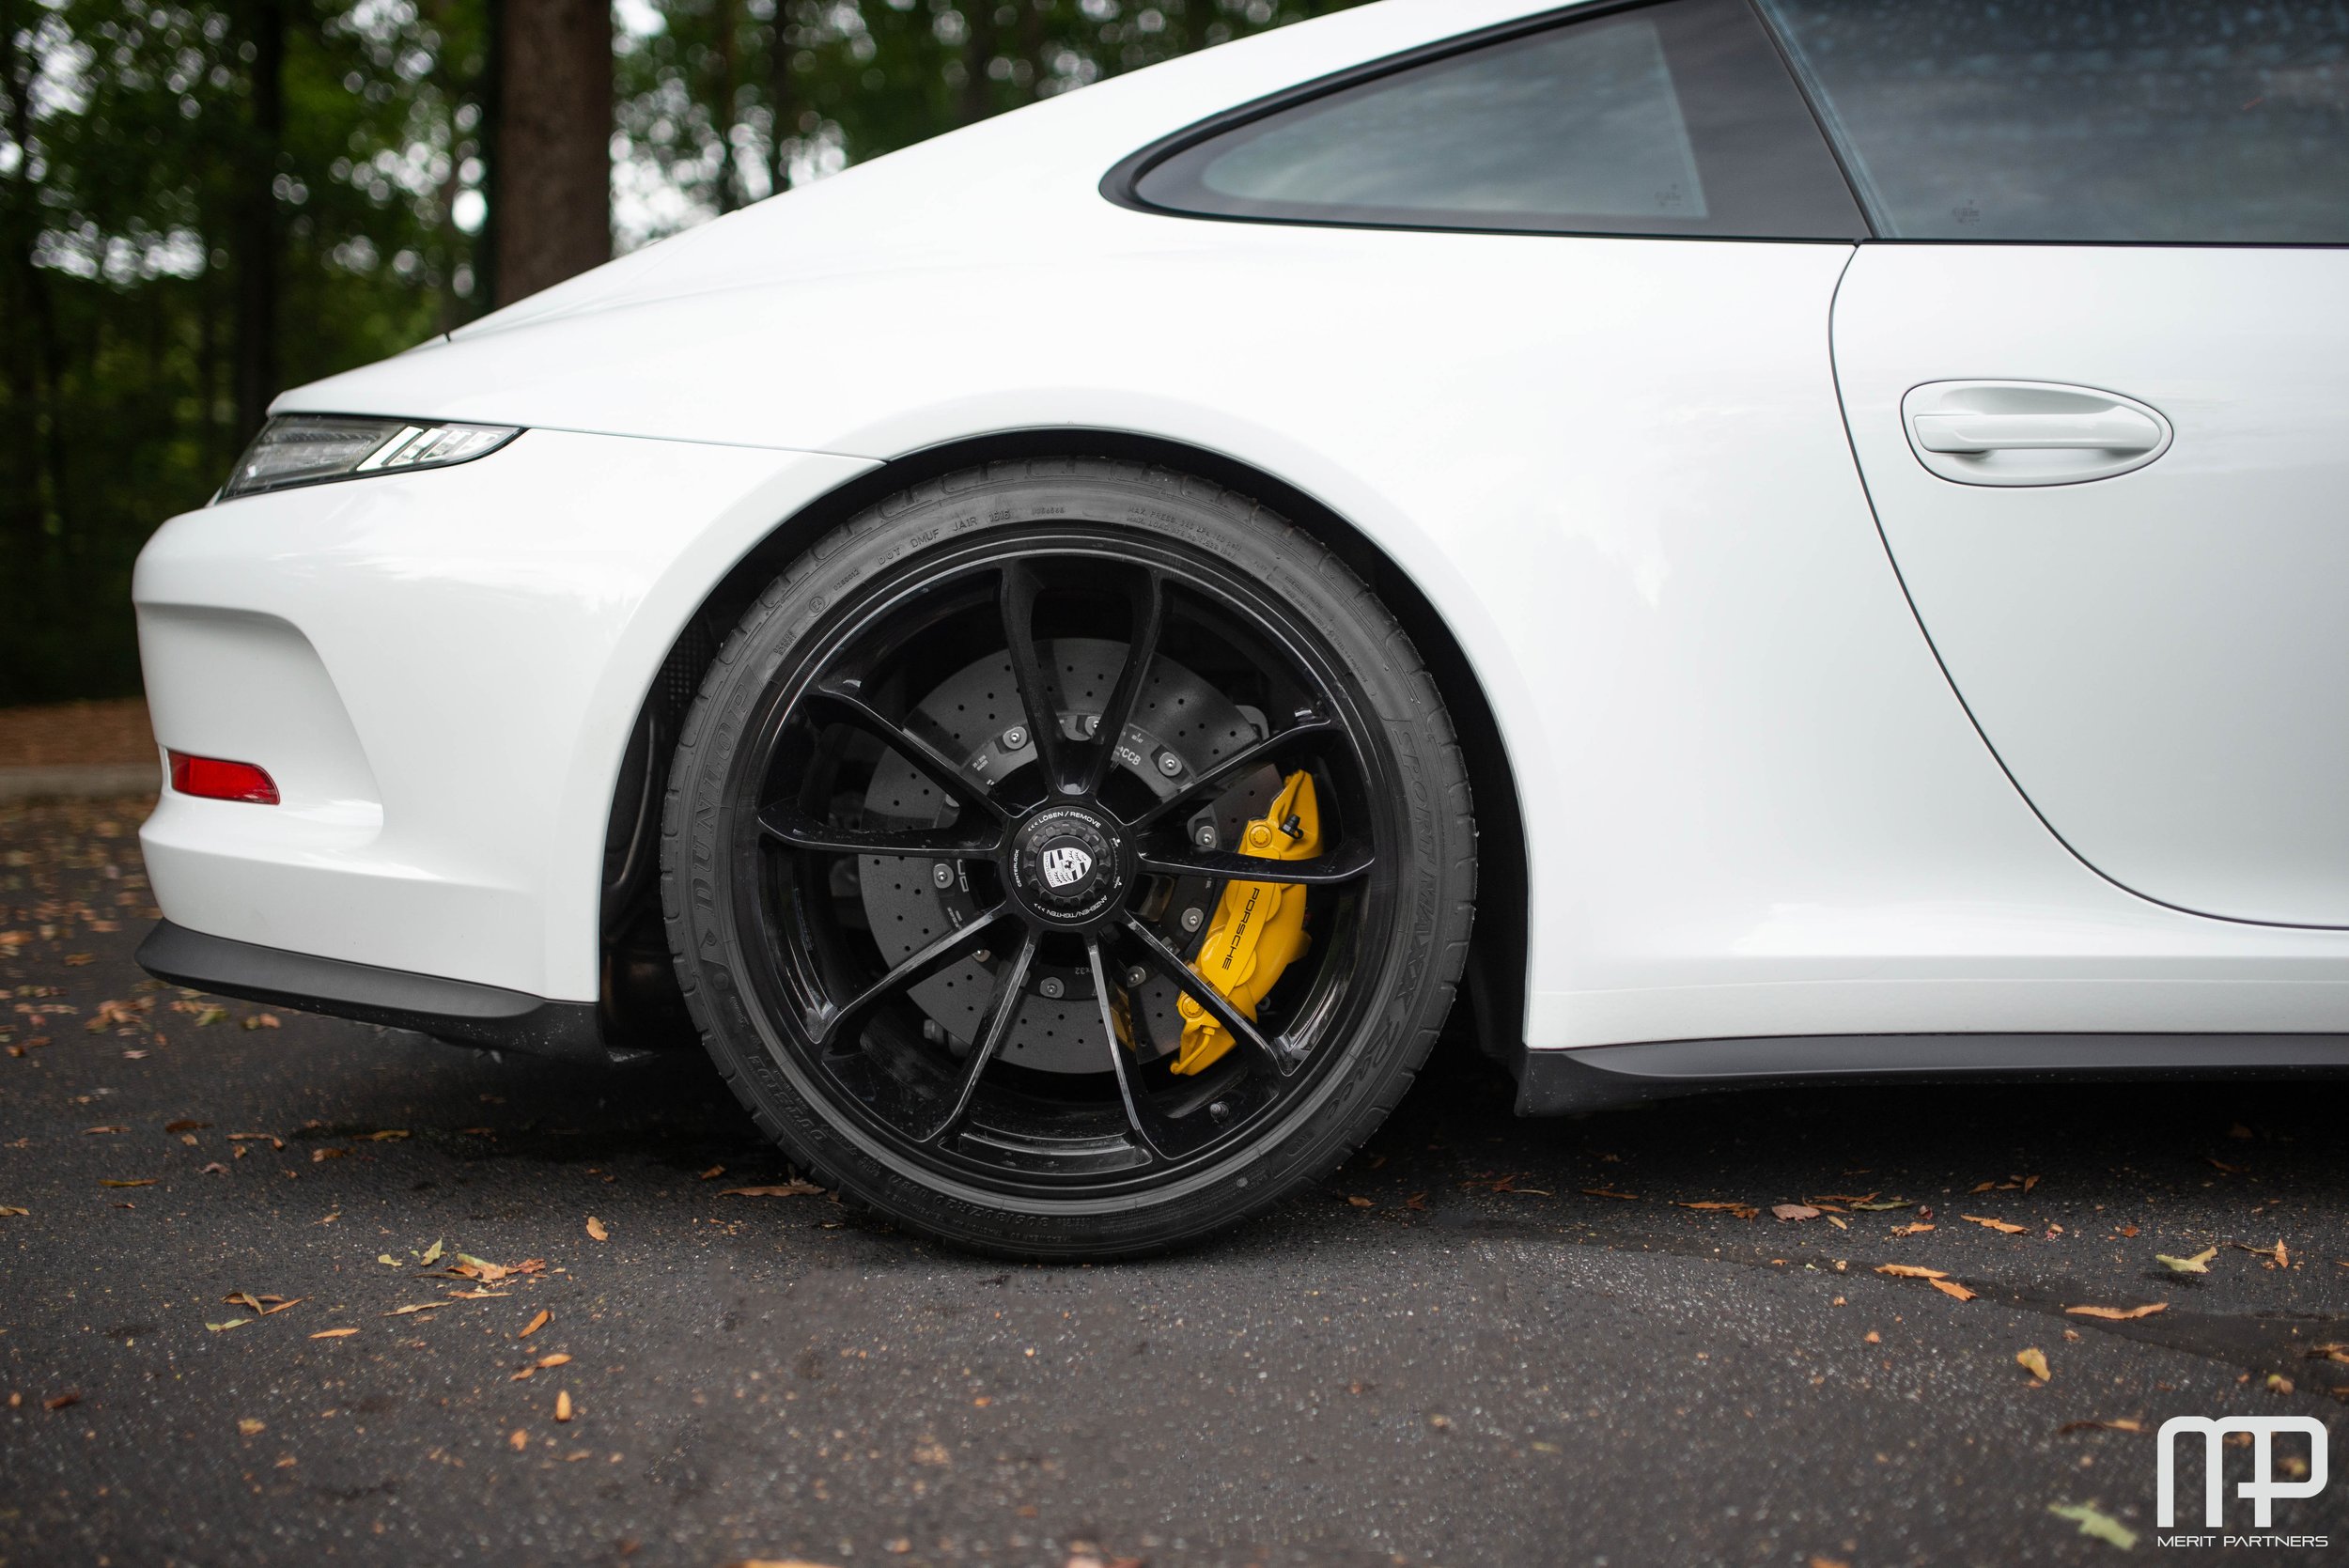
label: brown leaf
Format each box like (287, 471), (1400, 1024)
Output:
(163, 1120), (210, 1133)
(1346, 1196), (1374, 1208)
(519, 1309), (551, 1339)
(310, 1147), (347, 1163)
(364, 1129), (408, 1141)
(1960, 1214), (2027, 1234)
(2065, 1303), (2169, 1321)
(508, 1428), (528, 1452)
(2016, 1347), (2051, 1381)
(42, 1391), (79, 1411)
(1931, 1279), (1978, 1301)
(1771, 1203), (1821, 1222)
(554, 1389), (573, 1422)
(226, 1133), (283, 1149)
(309, 1327), (360, 1340)
(1578, 1188), (1636, 1201)
(719, 1182), (823, 1198)
(98, 1178), (155, 1188)
(237, 1418), (265, 1436)
(537, 1353), (571, 1369)
(1890, 1222), (1936, 1237)
(2058, 1418), (2145, 1435)
(1876, 1264), (1948, 1279)
(697, 1165), (725, 1180)
(383, 1303), (443, 1317)
(82, 1126), (128, 1135)
(585, 1216), (609, 1242)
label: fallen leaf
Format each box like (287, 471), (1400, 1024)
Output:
(1577, 1188), (1633, 1201)
(226, 1133), (283, 1150)
(98, 1178), (155, 1188)
(1346, 1196), (1374, 1208)
(554, 1389), (573, 1422)
(383, 1304), (442, 1317)
(42, 1391), (79, 1411)
(310, 1328), (359, 1340)
(1849, 1198), (1914, 1212)
(0, 1205), (28, 1217)
(586, 1216), (609, 1241)
(1772, 1203), (1821, 1223)
(2156, 1248), (2217, 1275)
(1876, 1264), (1948, 1280)
(719, 1182), (823, 1198)
(520, 1309), (551, 1339)
(537, 1353), (571, 1369)
(1931, 1279), (1978, 1301)
(2065, 1303), (2168, 1322)
(205, 1319), (249, 1332)
(508, 1428), (528, 1452)
(365, 1128), (408, 1141)
(1962, 1214), (2028, 1234)
(237, 1419), (265, 1436)
(2208, 1157), (2245, 1174)
(2118, 1224), (2139, 1238)
(2017, 1347), (2052, 1382)
(82, 1126), (128, 1136)
(698, 1165), (725, 1180)
(2048, 1501), (2136, 1550)
(420, 1237), (443, 1265)
(2057, 1419), (2145, 1435)
(1890, 1222), (1936, 1237)
(2266, 1373), (2295, 1395)
(163, 1120), (209, 1133)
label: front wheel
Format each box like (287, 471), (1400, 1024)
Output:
(661, 460), (1475, 1259)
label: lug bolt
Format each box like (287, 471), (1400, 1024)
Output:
(1156, 751), (1182, 776)
(1180, 907), (1205, 933)
(1002, 725), (1027, 750)
(1039, 976), (1066, 1001)
(1125, 965), (1148, 987)
(1207, 1099), (1232, 1123)
(932, 862), (954, 889)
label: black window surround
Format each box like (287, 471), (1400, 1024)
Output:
(1101, 0), (1873, 243)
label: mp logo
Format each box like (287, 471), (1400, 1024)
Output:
(2158, 1415), (2329, 1529)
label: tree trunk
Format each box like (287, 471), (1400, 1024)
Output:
(493, 0), (612, 305)
(713, 0), (739, 211)
(958, 0), (999, 126)
(230, 0), (284, 443)
(767, 0), (794, 193)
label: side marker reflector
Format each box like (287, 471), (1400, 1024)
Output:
(167, 750), (280, 805)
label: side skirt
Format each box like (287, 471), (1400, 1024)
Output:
(1517, 1033), (2349, 1116)
(135, 920), (619, 1066)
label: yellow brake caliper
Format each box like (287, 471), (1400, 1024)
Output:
(1171, 769), (1319, 1076)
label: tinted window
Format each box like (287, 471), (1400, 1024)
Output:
(1758, 0), (2349, 242)
(1128, 0), (1865, 240)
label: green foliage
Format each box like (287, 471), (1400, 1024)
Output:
(1, 0), (1361, 704)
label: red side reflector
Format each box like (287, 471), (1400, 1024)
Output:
(167, 750), (280, 805)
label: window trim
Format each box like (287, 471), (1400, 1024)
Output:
(1099, 0), (1873, 243)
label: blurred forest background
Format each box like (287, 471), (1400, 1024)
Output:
(0, 0), (1361, 705)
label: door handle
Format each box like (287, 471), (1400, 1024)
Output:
(1911, 407), (2163, 454)
(1899, 380), (2173, 487)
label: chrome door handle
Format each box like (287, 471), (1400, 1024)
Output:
(1911, 407), (2163, 454)
(1900, 380), (2173, 487)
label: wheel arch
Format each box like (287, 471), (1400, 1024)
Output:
(598, 429), (1529, 1072)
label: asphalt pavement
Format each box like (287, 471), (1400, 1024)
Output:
(4, 796), (2347, 1567)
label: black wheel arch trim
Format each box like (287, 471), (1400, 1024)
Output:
(135, 919), (617, 1065)
(1517, 1032), (2349, 1115)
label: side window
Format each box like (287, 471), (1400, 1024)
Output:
(1757, 0), (2349, 242)
(1123, 0), (1866, 240)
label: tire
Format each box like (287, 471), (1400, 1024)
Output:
(661, 458), (1475, 1259)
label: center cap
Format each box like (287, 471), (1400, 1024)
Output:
(1012, 806), (1121, 919)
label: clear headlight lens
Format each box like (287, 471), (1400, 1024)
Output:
(221, 414), (521, 501)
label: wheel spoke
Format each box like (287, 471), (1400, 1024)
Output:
(1085, 937), (1191, 1158)
(1000, 561), (1075, 794)
(915, 930), (1038, 1145)
(1076, 567), (1164, 796)
(758, 807), (998, 859)
(807, 681), (1006, 821)
(1136, 839), (1375, 887)
(1124, 716), (1340, 831)
(1119, 914), (1295, 1079)
(810, 905), (1007, 1050)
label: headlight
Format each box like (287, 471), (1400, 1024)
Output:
(220, 414), (521, 501)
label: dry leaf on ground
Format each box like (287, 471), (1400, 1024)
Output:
(2065, 1303), (2167, 1321)
(1931, 1279), (1978, 1301)
(2057, 1419), (2144, 1435)
(2017, 1347), (2051, 1381)
(719, 1182), (823, 1198)
(2048, 1501), (2136, 1550)
(519, 1309), (551, 1339)
(586, 1216), (609, 1241)
(2156, 1247), (2217, 1274)
(310, 1327), (359, 1339)
(1876, 1264), (1948, 1280)
(1772, 1203), (1821, 1222)
(1961, 1214), (2028, 1234)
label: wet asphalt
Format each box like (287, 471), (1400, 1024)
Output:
(3, 796), (2347, 1567)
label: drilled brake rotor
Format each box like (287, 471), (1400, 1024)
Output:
(856, 638), (1279, 1075)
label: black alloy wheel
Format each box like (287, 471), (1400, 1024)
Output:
(663, 461), (1476, 1258)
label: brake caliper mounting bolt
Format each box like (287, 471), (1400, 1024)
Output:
(1180, 907), (1205, 933)
(1085, 715), (1102, 737)
(1208, 1099), (1233, 1124)
(1194, 823), (1217, 847)
(1002, 726), (1027, 750)
(1156, 751), (1183, 777)
(932, 862), (954, 889)
(1039, 976), (1066, 1001)
(1125, 965), (1149, 987)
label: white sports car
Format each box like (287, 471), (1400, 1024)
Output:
(133, 0), (2349, 1255)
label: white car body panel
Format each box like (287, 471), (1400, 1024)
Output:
(1834, 244), (2349, 929)
(134, 0), (2349, 1054)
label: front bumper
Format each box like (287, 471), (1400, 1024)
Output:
(133, 427), (872, 1004)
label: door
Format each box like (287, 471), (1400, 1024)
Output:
(1761, 0), (2349, 926)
